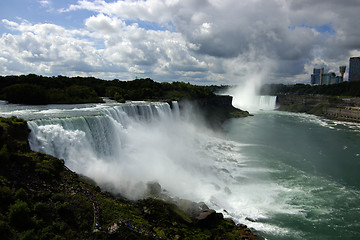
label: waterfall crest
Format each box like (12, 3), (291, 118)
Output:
(255, 95), (277, 111)
(27, 102), (175, 166)
(232, 95), (277, 113)
(26, 101), (219, 200)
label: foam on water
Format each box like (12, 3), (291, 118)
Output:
(223, 110), (360, 239)
(1, 101), (296, 235)
(273, 110), (360, 135)
(2, 101), (360, 239)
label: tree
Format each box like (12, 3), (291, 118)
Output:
(1, 84), (47, 105)
(8, 200), (32, 230)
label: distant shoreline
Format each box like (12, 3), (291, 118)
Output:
(276, 94), (360, 123)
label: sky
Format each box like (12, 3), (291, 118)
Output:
(1, 0), (360, 85)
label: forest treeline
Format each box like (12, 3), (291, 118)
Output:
(0, 74), (214, 105)
(260, 81), (360, 97)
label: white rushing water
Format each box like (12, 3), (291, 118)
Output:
(0, 101), (284, 230)
(1, 100), (359, 239)
(231, 95), (277, 113)
(225, 81), (277, 113)
(17, 101), (249, 205)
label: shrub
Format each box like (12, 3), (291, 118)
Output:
(34, 202), (52, 221)
(0, 185), (13, 211)
(19, 229), (37, 240)
(0, 220), (15, 240)
(15, 188), (29, 203)
(8, 200), (32, 230)
(0, 144), (10, 164)
(1, 84), (48, 105)
(65, 85), (101, 103)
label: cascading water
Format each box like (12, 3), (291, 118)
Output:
(23, 101), (245, 204)
(13, 101), (287, 229)
(226, 83), (277, 112)
(232, 95), (277, 112)
(26, 101), (201, 200)
(254, 95), (277, 111)
(1, 100), (360, 239)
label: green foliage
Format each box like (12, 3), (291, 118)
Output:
(35, 155), (64, 181)
(19, 229), (37, 240)
(8, 200), (32, 230)
(56, 202), (76, 226)
(65, 85), (101, 103)
(15, 188), (29, 203)
(0, 220), (15, 240)
(1, 84), (48, 105)
(165, 81), (215, 100)
(33, 202), (52, 221)
(0, 74), (216, 104)
(105, 86), (126, 102)
(0, 144), (10, 163)
(51, 193), (66, 203)
(261, 81), (360, 97)
(0, 185), (13, 211)
(308, 104), (328, 115)
(103, 77), (214, 102)
(0, 117), (30, 154)
(0, 76), (104, 104)
(46, 88), (66, 103)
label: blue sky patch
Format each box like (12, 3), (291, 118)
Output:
(288, 23), (336, 37)
(124, 19), (177, 32)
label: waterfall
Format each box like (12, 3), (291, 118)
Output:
(232, 95), (277, 113)
(2, 100), (305, 235)
(28, 102), (174, 156)
(26, 101), (223, 200)
(255, 95), (277, 111)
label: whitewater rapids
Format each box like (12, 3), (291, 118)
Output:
(2, 99), (359, 239)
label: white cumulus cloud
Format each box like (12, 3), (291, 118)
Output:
(1, 0), (360, 84)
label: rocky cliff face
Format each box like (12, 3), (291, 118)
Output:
(276, 94), (339, 106)
(179, 95), (251, 128)
(277, 94), (360, 122)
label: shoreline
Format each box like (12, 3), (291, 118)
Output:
(276, 94), (360, 123)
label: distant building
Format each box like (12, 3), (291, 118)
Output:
(311, 68), (324, 85)
(348, 57), (360, 82)
(321, 72), (340, 85)
(339, 66), (346, 82)
(311, 67), (342, 85)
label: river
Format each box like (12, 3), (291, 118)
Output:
(223, 110), (360, 239)
(0, 99), (359, 239)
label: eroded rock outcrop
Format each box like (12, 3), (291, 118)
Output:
(180, 95), (251, 128)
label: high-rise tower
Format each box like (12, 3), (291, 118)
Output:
(348, 57), (360, 82)
(339, 66), (346, 82)
(311, 68), (324, 85)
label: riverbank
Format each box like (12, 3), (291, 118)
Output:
(0, 116), (259, 240)
(276, 94), (360, 123)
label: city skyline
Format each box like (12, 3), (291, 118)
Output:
(1, 0), (360, 85)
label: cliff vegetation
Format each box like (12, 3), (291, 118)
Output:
(0, 117), (258, 240)
(261, 82), (360, 97)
